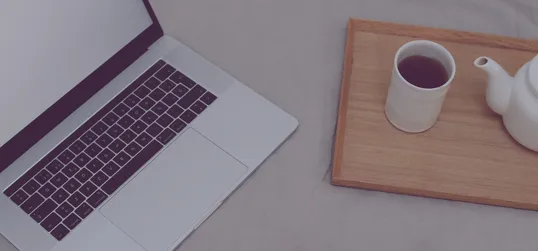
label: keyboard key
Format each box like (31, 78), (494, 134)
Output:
(31, 199), (57, 223)
(190, 101), (207, 114)
(113, 103), (129, 117)
(75, 202), (93, 219)
(102, 162), (120, 176)
(171, 84), (188, 98)
(139, 97), (156, 110)
(87, 190), (108, 208)
(155, 64), (175, 81)
(146, 123), (164, 137)
(152, 60), (167, 70)
(63, 179), (81, 194)
(73, 152), (92, 167)
(180, 110), (197, 123)
(103, 141), (163, 195)
(135, 132), (152, 147)
(124, 94), (140, 107)
(86, 159), (104, 173)
(51, 189), (69, 204)
(45, 160), (64, 174)
(96, 134), (113, 148)
(63, 214), (82, 230)
(144, 77), (161, 90)
(144, 77), (161, 89)
(162, 93), (179, 106)
(141, 111), (158, 125)
(157, 114), (174, 127)
(50, 173), (68, 187)
(90, 171), (109, 187)
(67, 191), (84, 208)
(106, 124), (124, 138)
(149, 88), (166, 101)
(41, 213), (62, 232)
(29, 200), (56, 225)
(119, 130), (136, 144)
(97, 148), (115, 163)
(84, 143), (102, 158)
(180, 75), (197, 88)
(35, 170), (53, 184)
(125, 142), (142, 157)
(130, 120), (148, 134)
(169, 120), (187, 133)
(102, 113), (119, 126)
(80, 182), (97, 197)
(159, 79), (176, 92)
(51, 173), (69, 188)
(51, 224), (69, 241)
(166, 105), (184, 118)
(152, 60), (168, 72)
(61, 163), (80, 177)
(69, 140), (86, 155)
(151, 102), (168, 115)
(157, 128), (177, 145)
(56, 202), (74, 218)
(128, 106), (145, 120)
(149, 61), (166, 73)
(113, 152), (131, 166)
(75, 169), (92, 183)
(10, 190), (29, 205)
(169, 71), (185, 84)
(58, 150), (75, 165)
(109, 139), (126, 154)
(21, 193), (45, 214)
(80, 131), (98, 145)
(178, 85), (206, 109)
(38, 183), (56, 198)
(200, 92), (217, 105)
(134, 85), (151, 98)
(23, 179), (40, 195)
(91, 121), (109, 136)
(118, 115), (135, 129)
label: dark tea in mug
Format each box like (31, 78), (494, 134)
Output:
(398, 55), (449, 89)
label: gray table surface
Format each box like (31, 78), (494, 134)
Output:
(3, 0), (538, 250)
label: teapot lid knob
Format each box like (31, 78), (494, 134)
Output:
(531, 55), (538, 96)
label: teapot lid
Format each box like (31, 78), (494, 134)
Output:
(531, 55), (538, 95)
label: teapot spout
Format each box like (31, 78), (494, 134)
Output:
(474, 57), (514, 115)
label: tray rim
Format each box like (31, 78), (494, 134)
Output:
(331, 18), (538, 210)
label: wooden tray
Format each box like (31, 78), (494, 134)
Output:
(332, 19), (538, 210)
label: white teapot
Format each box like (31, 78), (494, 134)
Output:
(474, 55), (538, 151)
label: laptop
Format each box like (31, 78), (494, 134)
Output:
(0, 1), (298, 251)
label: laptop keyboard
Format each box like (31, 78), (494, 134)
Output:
(3, 60), (218, 241)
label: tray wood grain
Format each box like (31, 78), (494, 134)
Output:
(332, 19), (538, 210)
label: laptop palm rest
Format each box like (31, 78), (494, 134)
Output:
(100, 128), (247, 251)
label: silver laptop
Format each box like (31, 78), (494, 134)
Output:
(0, 1), (298, 251)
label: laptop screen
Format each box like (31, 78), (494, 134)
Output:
(0, 0), (153, 147)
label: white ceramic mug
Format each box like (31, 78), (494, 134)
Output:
(385, 40), (456, 133)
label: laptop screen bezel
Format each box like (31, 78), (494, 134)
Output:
(0, 0), (164, 174)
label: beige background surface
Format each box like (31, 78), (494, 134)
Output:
(3, 0), (538, 250)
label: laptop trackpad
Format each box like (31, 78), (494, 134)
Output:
(100, 129), (247, 251)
